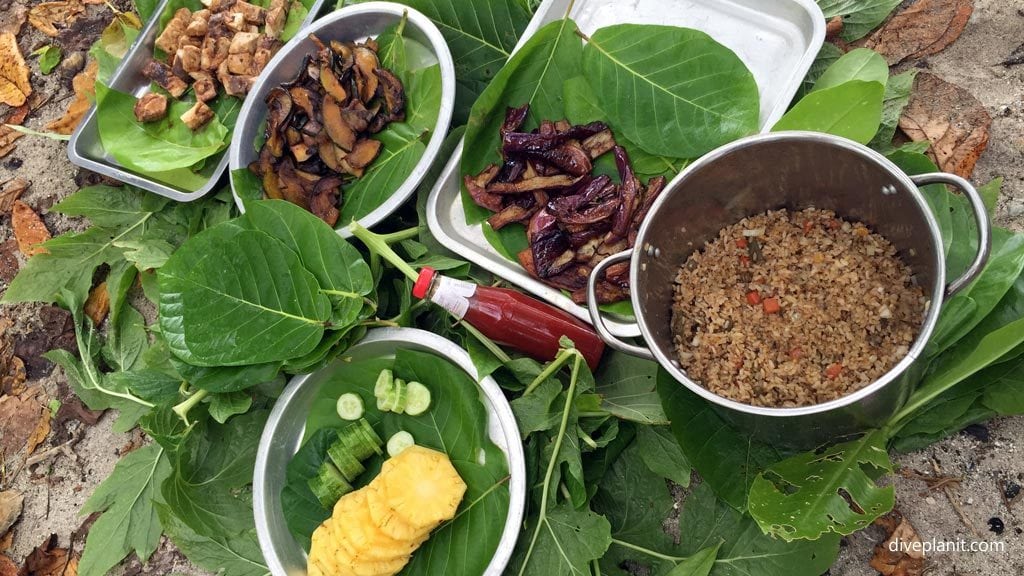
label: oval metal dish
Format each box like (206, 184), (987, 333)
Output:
(253, 327), (526, 576)
(229, 2), (456, 237)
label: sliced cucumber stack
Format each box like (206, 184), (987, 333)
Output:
(336, 393), (364, 421)
(387, 430), (415, 457)
(307, 461), (352, 507)
(372, 368), (432, 416)
(327, 441), (366, 481)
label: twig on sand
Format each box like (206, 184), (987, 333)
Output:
(930, 457), (979, 538)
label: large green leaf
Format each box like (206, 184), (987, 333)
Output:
(634, 424), (691, 487)
(581, 24), (759, 158)
(77, 444), (171, 576)
(773, 80), (885, 143)
(158, 223), (330, 366)
(94, 82), (228, 173)
(157, 504), (270, 576)
(869, 69), (917, 151)
(748, 429), (894, 541)
(794, 43), (843, 101)
(508, 503), (611, 576)
(339, 122), (428, 223)
(594, 351), (668, 425)
(816, 0), (903, 41)
(657, 369), (781, 511)
(812, 48), (888, 92)
(350, 0), (531, 124)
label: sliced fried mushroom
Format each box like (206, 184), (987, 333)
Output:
(277, 160), (311, 208)
(322, 95), (356, 151)
(133, 92), (168, 122)
(353, 46), (380, 102)
(264, 87), (293, 156)
(320, 63), (348, 102)
(463, 165), (503, 212)
(344, 139), (382, 169)
(374, 67), (405, 121)
(487, 174), (580, 194)
(582, 129), (616, 158)
(289, 86), (319, 118)
(341, 100), (373, 132)
(310, 176), (342, 226)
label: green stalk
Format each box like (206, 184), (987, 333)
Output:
(350, 221), (418, 282)
(523, 348), (576, 396)
(609, 539), (686, 563)
(462, 321), (512, 364)
(173, 388), (209, 426)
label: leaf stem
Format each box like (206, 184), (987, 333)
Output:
(461, 321), (512, 364)
(349, 221), (419, 282)
(517, 352), (581, 576)
(523, 348), (576, 396)
(173, 388), (209, 425)
(609, 539), (686, 563)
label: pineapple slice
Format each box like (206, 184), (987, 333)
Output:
(381, 446), (467, 529)
(337, 491), (423, 562)
(365, 481), (430, 542)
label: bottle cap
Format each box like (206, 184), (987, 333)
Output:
(412, 267), (437, 299)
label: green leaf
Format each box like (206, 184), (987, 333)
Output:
(508, 503), (612, 576)
(280, 427), (336, 549)
(134, 0), (160, 21)
(657, 369), (781, 511)
(635, 424), (691, 487)
(241, 200), (373, 326)
(794, 42), (843, 100)
(101, 303), (147, 372)
(279, 0), (309, 42)
(338, 123), (427, 223)
(158, 223), (330, 366)
(350, 0), (531, 125)
(77, 444), (171, 576)
(172, 358), (283, 393)
(582, 24), (759, 158)
(812, 48), (888, 92)
(115, 238), (176, 269)
(207, 391), (252, 423)
(32, 44), (62, 74)
(667, 543), (721, 576)
(157, 503), (270, 576)
(869, 69), (917, 152)
(594, 351), (668, 425)
(94, 82), (228, 174)
(162, 410), (268, 536)
(748, 429), (894, 541)
(982, 355), (1024, 415)
(774, 80), (885, 143)
(511, 377), (563, 436)
(816, 0), (903, 41)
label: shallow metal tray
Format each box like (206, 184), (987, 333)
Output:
(426, 0), (826, 338)
(253, 327), (526, 576)
(67, 0), (327, 202)
(229, 2), (456, 237)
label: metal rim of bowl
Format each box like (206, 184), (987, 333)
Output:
(253, 327), (527, 576)
(228, 1), (457, 238)
(630, 130), (948, 419)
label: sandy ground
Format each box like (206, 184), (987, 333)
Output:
(0, 0), (1022, 574)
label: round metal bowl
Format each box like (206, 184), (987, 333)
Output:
(253, 327), (526, 576)
(228, 2), (456, 237)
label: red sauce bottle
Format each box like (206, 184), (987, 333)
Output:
(412, 267), (605, 370)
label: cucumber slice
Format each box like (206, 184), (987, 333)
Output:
(337, 423), (377, 461)
(307, 461), (352, 508)
(357, 418), (384, 455)
(403, 381), (431, 416)
(383, 378), (407, 413)
(375, 369), (395, 410)
(386, 431), (415, 457)
(336, 393), (364, 421)
(327, 441), (366, 482)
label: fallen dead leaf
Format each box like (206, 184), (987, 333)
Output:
(866, 0), (973, 65)
(0, 530), (11, 553)
(12, 200), (51, 257)
(47, 59), (96, 135)
(0, 391), (46, 458)
(0, 33), (31, 107)
(0, 2), (28, 36)
(0, 104), (30, 158)
(27, 0), (85, 37)
(899, 72), (990, 178)
(0, 178), (30, 214)
(0, 240), (18, 285)
(14, 306), (76, 379)
(825, 16), (843, 39)
(0, 491), (23, 537)
(84, 282), (110, 326)
(0, 555), (15, 576)
(18, 534), (78, 576)
(0, 318), (27, 396)
(871, 511), (925, 576)
(25, 402), (51, 455)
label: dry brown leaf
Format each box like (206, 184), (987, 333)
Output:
(47, 59), (96, 135)
(12, 200), (51, 257)
(25, 400), (51, 455)
(871, 512), (925, 576)
(0, 2), (28, 36)
(0, 555), (15, 576)
(18, 534), (78, 576)
(84, 282), (110, 326)
(0, 318), (27, 396)
(0, 391), (45, 457)
(0, 530), (12, 554)
(0, 178), (29, 214)
(825, 16), (843, 39)
(0, 33), (31, 107)
(27, 0), (85, 37)
(0, 104), (29, 158)
(0, 491), (23, 537)
(0, 240), (18, 285)
(899, 73), (991, 178)
(866, 0), (973, 65)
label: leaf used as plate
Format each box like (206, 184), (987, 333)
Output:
(157, 223), (330, 366)
(748, 429), (894, 541)
(774, 80), (885, 144)
(581, 24), (759, 158)
(812, 48), (888, 92)
(815, 0), (903, 42)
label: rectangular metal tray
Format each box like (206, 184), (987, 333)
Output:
(426, 0), (825, 338)
(67, 0), (327, 202)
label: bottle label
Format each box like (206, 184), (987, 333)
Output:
(431, 276), (477, 319)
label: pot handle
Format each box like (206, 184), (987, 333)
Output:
(911, 173), (991, 297)
(587, 250), (654, 359)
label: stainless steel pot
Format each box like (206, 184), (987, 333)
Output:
(587, 132), (991, 446)
(253, 328), (526, 576)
